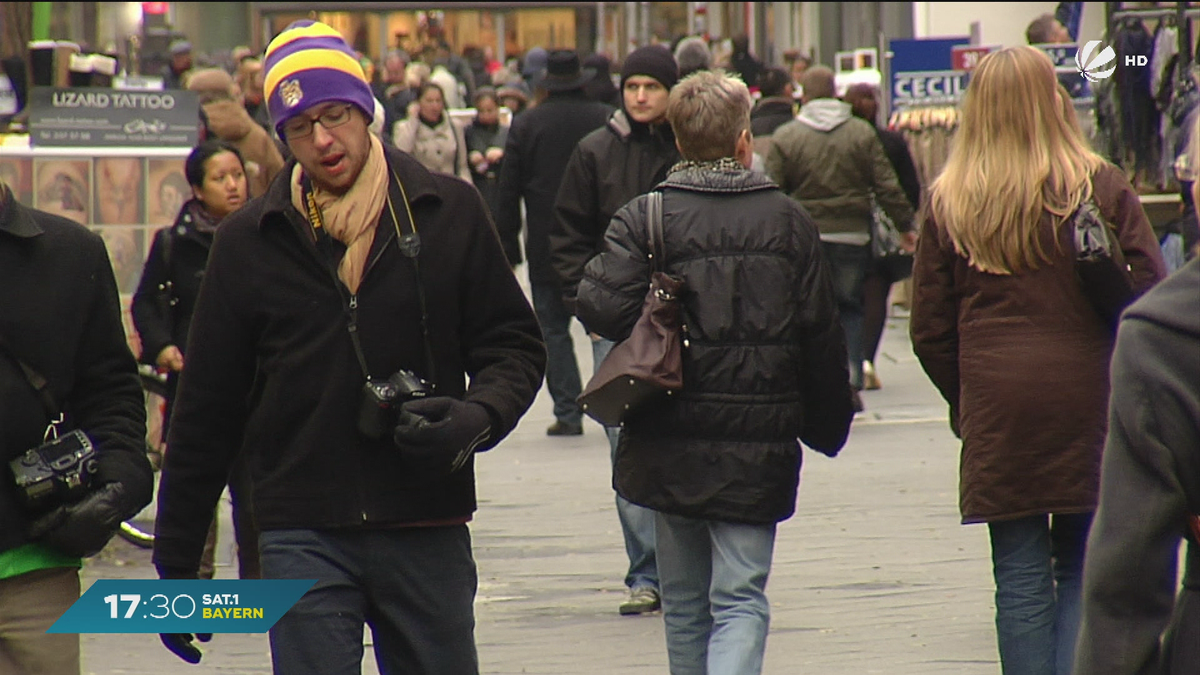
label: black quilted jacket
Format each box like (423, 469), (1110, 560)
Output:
(576, 164), (854, 524)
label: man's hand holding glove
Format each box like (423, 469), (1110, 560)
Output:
(155, 565), (212, 664)
(28, 482), (128, 558)
(393, 397), (492, 476)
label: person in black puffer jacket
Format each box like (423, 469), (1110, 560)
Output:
(576, 70), (854, 675)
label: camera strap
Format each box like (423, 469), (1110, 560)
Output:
(0, 331), (63, 436)
(300, 165), (438, 389)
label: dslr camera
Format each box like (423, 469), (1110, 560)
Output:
(358, 370), (432, 440)
(9, 429), (98, 512)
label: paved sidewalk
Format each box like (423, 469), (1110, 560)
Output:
(81, 312), (1001, 674)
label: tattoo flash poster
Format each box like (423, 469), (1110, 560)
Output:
(147, 158), (189, 226)
(94, 157), (147, 225)
(0, 156), (33, 203)
(34, 157), (90, 225)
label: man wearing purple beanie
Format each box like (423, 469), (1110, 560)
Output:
(152, 20), (546, 674)
(551, 44), (681, 617)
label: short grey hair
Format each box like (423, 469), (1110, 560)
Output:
(666, 70), (751, 161)
(674, 37), (711, 79)
(1026, 14), (1060, 44)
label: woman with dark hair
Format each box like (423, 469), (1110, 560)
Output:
(392, 81), (471, 182)
(132, 139), (259, 581)
(465, 87), (508, 219)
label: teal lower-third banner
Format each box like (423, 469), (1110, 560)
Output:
(47, 579), (316, 633)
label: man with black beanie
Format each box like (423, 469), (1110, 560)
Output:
(551, 43), (680, 616)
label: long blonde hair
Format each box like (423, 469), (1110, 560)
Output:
(929, 46), (1105, 274)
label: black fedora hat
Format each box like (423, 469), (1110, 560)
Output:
(538, 50), (595, 92)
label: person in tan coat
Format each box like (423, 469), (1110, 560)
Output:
(909, 46), (1166, 675)
(186, 68), (285, 199)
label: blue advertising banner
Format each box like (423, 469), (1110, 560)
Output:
(1031, 43), (1092, 101)
(889, 37), (970, 108)
(47, 579), (315, 634)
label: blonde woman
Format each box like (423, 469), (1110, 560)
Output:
(910, 46), (1166, 675)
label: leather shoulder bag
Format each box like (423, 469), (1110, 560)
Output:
(578, 191), (686, 427)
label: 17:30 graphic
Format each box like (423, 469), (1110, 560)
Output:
(103, 593), (197, 619)
(48, 579), (313, 634)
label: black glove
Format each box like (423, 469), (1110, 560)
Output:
(393, 397), (492, 476)
(161, 632), (212, 664)
(154, 566), (210, 663)
(28, 482), (127, 558)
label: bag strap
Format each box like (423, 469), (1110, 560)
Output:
(0, 331), (58, 419)
(647, 191), (664, 274)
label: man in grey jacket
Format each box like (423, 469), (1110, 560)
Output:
(766, 66), (913, 401)
(1073, 257), (1199, 675)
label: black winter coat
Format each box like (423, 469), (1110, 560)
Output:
(0, 193), (152, 554)
(131, 200), (215, 365)
(876, 127), (922, 212)
(152, 146), (546, 575)
(552, 110), (680, 313)
(465, 120), (509, 222)
(750, 98), (795, 139)
(575, 165), (855, 524)
(495, 90), (613, 281)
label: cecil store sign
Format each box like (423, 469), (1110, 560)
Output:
(29, 87), (199, 147)
(890, 37), (972, 108)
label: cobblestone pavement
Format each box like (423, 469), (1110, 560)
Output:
(81, 311), (1001, 674)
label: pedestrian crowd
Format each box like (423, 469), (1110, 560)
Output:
(0, 17), (1196, 675)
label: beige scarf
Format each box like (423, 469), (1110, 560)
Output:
(290, 134), (388, 293)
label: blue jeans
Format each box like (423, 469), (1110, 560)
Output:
(531, 281), (583, 426)
(988, 513), (1093, 675)
(655, 511), (776, 675)
(820, 241), (871, 390)
(259, 527), (478, 675)
(592, 337), (658, 592)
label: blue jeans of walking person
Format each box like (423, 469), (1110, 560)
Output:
(820, 241), (871, 390)
(259, 526), (478, 675)
(988, 512), (1093, 675)
(655, 512), (776, 675)
(531, 281), (583, 429)
(592, 337), (659, 599)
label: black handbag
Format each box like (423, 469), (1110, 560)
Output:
(869, 193), (913, 282)
(1071, 199), (1135, 331)
(578, 192), (686, 427)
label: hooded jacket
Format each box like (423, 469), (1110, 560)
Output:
(1074, 258), (1200, 675)
(766, 98), (913, 240)
(552, 109), (680, 312)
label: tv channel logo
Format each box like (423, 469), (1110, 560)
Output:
(1075, 40), (1147, 82)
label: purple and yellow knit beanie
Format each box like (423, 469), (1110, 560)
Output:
(263, 20), (374, 138)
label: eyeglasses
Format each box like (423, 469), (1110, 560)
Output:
(281, 104), (354, 140)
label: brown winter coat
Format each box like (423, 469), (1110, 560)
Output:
(202, 98), (285, 199)
(910, 164), (1166, 524)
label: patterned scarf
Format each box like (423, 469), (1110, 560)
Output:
(669, 157), (745, 174)
(290, 134), (388, 292)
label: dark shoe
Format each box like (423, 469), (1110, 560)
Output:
(546, 421), (583, 436)
(619, 587), (661, 615)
